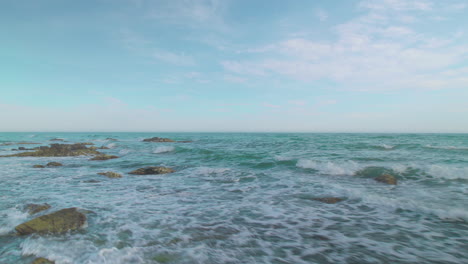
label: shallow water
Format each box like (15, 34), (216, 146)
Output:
(0, 133), (467, 263)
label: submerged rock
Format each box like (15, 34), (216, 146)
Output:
(143, 137), (175, 143)
(25, 203), (51, 215)
(83, 179), (101, 183)
(33, 165), (45, 168)
(32, 257), (55, 264)
(15, 208), (86, 235)
(106, 138), (118, 141)
(313, 197), (344, 204)
(50, 138), (64, 141)
(46, 162), (62, 167)
(90, 154), (119, 161)
(98, 146), (110, 149)
(375, 174), (397, 185)
(0, 143), (101, 157)
(129, 166), (175, 175)
(98, 171), (122, 178)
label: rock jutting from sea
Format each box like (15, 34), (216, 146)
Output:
(0, 143), (102, 157)
(15, 208), (87, 235)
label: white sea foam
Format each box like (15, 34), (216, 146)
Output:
(195, 167), (231, 175)
(107, 143), (117, 149)
(296, 159), (361, 175)
(274, 155), (294, 161)
(380, 144), (395, 149)
(424, 164), (468, 180)
(425, 145), (468, 150)
(118, 149), (131, 155)
(153, 146), (175, 154)
(0, 208), (29, 235)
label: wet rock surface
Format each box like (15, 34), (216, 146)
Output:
(98, 171), (122, 178)
(32, 257), (55, 264)
(129, 166), (175, 175)
(143, 137), (175, 142)
(15, 208), (87, 235)
(90, 154), (119, 161)
(375, 174), (398, 185)
(25, 203), (51, 215)
(46, 162), (63, 167)
(1, 143), (102, 157)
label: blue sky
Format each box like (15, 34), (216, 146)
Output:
(1, 0), (467, 132)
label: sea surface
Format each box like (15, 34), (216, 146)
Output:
(0, 132), (467, 264)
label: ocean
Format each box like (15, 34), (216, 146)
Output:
(0, 132), (467, 263)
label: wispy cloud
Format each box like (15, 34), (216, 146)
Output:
(315, 8), (328, 22)
(153, 50), (196, 66)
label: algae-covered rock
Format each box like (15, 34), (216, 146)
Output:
(33, 165), (45, 168)
(1, 143), (102, 157)
(32, 257), (55, 264)
(25, 203), (51, 215)
(15, 208), (86, 235)
(143, 137), (175, 143)
(313, 197), (344, 204)
(375, 174), (397, 185)
(98, 171), (122, 178)
(46, 162), (62, 167)
(50, 138), (64, 141)
(81, 142), (94, 145)
(129, 166), (175, 175)
(90, 154), (119, 161)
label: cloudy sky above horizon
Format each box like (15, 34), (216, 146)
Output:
(1, 0), (468, 132)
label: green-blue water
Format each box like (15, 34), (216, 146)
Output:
(1, 133), (467, 263)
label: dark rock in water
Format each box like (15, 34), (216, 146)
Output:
(98, 171), (122, 178)
(0, 143), (102, 157)
(98, 146), (110, 149)
(177, 140), (193, 143)
(46, 162), (62, 167)
(33, 165), (45, 168)
(375, 174), (397, 185)
(313, 197), (344, 204)
(83, 180), (101, 183)
(25, 203), (51, 215)
(129, 166), (175, 175)
(106, 138), (118, 141)
(32, 257), (55, 264)
(81, 142), (94, 145)
(15, 208), (86, 235)
(50, 138), (64, 141)
(143, 137), (175, 143)
(90, 154), (119, 161)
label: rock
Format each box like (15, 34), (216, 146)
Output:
(142, 137), (175, 143)
(50, 138), (64, 141)
(83, 180), (101, 183)
(177, 140), (193, 143)
(32, 257), (55, 264)
(90, 154), (119, 161)
(33, 165), (45, 168)
(0, 143), (102, 157)
(81, 142), (94, 145)
(313, 197), (344, 204)
(106, 138), (118, 141)
(98, 171), (122, 178)
(98, 146), (110, 149)
(25, 203), (51, 215)
(375, 174), (397, 185)
(15, 208), (86, 235)
(46, 162), (62, 167)
(129, 166), (175, 175)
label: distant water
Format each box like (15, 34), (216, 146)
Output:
(0, 133), (467, 264)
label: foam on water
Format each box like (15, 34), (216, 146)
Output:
(153, 146), (175, 154)
(1, 132), (467, 263)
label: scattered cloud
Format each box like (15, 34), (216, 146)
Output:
(153, 50), (196, 66)
(315, 8), (328, 22)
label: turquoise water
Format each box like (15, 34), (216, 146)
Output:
(0, 133), (467, 264)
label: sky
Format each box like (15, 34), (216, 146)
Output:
(1, 0), (468, 132)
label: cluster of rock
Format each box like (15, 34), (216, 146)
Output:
(33, 162), (63, 168)
(98, 171), (122, 178)
(129, 166), (175, 175)
(1, 143), (102, 157)
(90, 154), (119, 161)
(143, 137), (175, 142)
